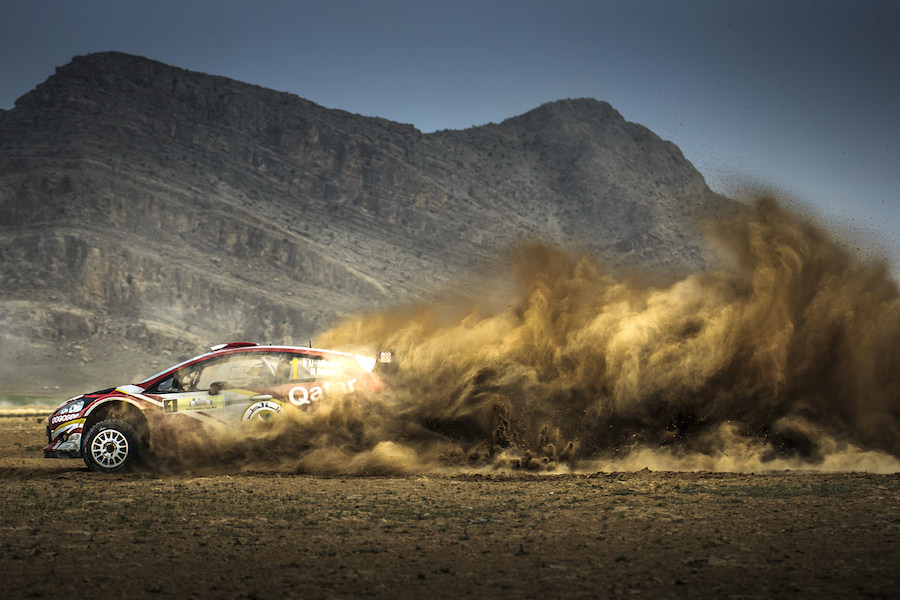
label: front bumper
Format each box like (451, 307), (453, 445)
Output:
(44, 423), (83, 459)
(43, 448), (82, 459)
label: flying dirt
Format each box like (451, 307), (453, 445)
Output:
(153, 197), (900, 475)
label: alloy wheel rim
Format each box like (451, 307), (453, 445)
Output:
(91, 429), (129, 468)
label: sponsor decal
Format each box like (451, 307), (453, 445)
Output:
(289, 357), (345, 380)
(162, 395), (224, 413)
(50, 412), (82, 425)
(288, 379), (357, 407)
(288, 385), (320, 406)
(189, 397), (214, 409)
(242, 400), (282, 423)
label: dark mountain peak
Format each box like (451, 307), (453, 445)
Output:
(62, 50), (159, 74)
(514, 98), (620, 122)
(493, 98), (621, 135)
(11, 51), (422, 146)
(15, 51), (282, 112)
(16, 52), (166, 109)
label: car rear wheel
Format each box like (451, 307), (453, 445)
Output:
(83, 419), (143, 473)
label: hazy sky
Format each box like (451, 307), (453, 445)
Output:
(2, 0), (899, 263)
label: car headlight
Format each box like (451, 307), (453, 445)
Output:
(57, 399), (84, 415)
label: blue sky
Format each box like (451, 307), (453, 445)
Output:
(2, 0), (899, 264)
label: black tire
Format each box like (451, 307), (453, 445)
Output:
(83, 419), (144, 473)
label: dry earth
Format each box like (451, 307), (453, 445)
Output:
(1, 415), (898, 599)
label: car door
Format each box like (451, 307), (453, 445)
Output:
(157, 352), (288, 425)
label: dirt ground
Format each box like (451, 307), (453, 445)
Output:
(1, 416), (898, 599)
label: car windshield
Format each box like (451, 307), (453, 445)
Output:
(137, 357), (206, 388)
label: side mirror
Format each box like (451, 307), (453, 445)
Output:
(209, 381), (227, 395)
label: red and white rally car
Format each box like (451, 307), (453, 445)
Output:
(44, 342), (387, 473)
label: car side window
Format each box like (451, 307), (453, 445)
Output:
(191, 356), (268, 391)
(145, 351), (353, 394)
(288, 355), (320, 382)
(154, 375), (181, 393)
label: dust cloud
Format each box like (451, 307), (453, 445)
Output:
(153, 197), (900, 474)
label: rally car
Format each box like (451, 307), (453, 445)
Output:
(44, 342), (387, 473)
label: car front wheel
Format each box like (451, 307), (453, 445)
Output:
(83, 419), (143, 473)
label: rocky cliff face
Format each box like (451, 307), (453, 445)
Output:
(0, 52), (737, 390)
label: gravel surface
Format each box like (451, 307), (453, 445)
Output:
(1, 416), (897, 599)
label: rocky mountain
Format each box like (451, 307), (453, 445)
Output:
(0, 52), (737, 391)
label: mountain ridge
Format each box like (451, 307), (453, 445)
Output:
(0, 52), (739, 391)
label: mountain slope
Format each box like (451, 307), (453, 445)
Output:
(0, 52), (737, 390)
